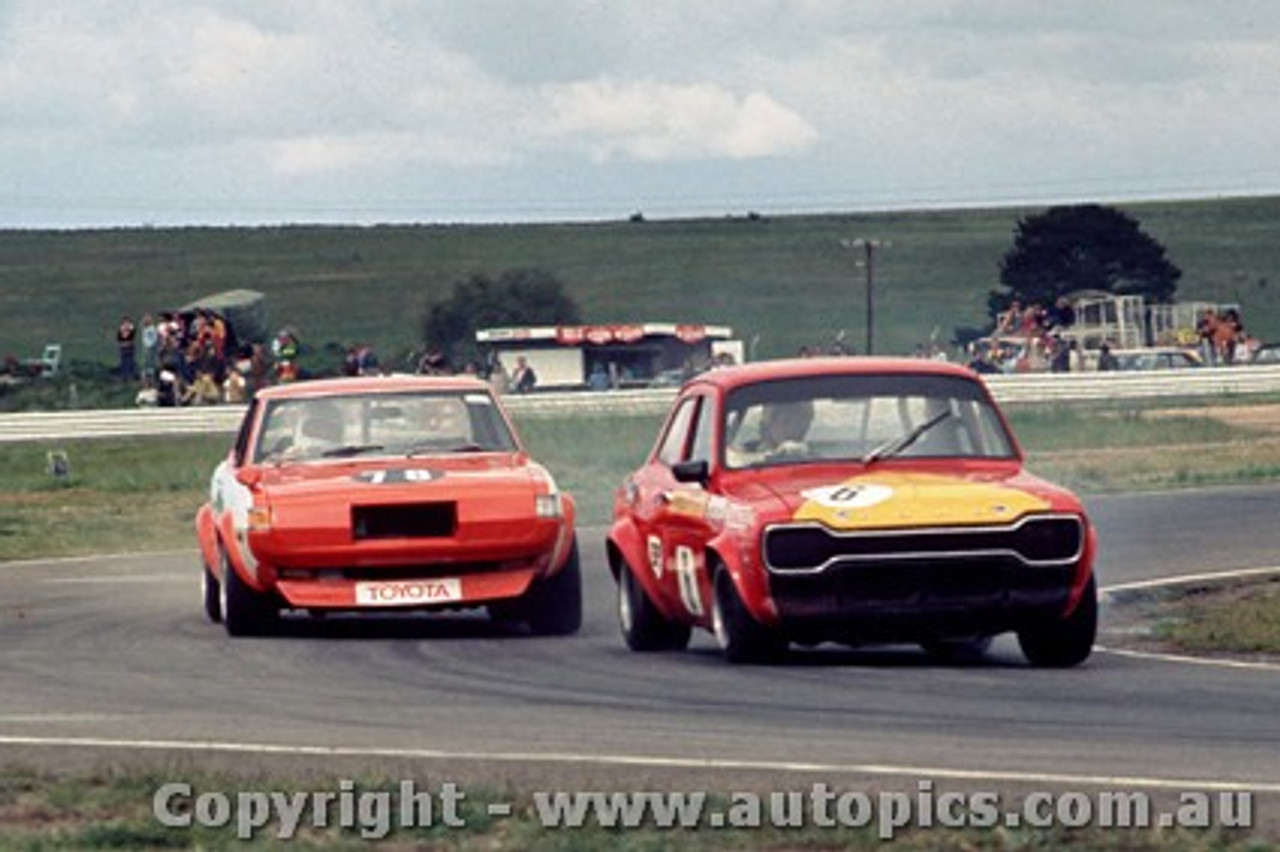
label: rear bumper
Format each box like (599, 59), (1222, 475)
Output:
(275, 566), (538, 610)
(768, 557), (1081, 642)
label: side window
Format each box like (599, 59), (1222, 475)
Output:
(688, 395), (715, 465)
(232, 401), (258, 466)
(656, 397), (700, 467)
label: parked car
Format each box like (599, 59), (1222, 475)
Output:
(196, 375), (580, 636)
(606, 357), (1097, 665)
(1249, 342), (1280, 365)
(1112, 347), (1203, 371)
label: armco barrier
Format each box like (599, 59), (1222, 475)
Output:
(1, 365), (1279, 443)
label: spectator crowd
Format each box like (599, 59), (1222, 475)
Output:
(117, 311), (282, 407)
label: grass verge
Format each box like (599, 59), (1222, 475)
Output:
(1107, 577), (1280, 658)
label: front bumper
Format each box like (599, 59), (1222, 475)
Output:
(762, 514), (1086, 642)
(768, 556), (1078, 642)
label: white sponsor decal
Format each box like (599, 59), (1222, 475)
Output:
(355, 578), (462, 607)
(647, 535), (663, 579)
(674, 545), (704, 616)
(801, 483), (894, 510)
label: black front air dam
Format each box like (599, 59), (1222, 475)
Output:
(768, 556), (1077, 644)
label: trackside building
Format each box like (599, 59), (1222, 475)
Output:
(476, 323), (742, 390)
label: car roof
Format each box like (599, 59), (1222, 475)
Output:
(253, 374), (492, 402)
(683, 356), (983, 392)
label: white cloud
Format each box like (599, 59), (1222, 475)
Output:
(2, 1), (1280, 225)
(545, 79), (817, 162)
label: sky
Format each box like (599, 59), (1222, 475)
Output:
(2, 0), (1280, 229)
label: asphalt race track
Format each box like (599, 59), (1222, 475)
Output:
(3, 484), (1280, 806)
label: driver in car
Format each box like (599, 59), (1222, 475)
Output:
(727, 399), (815, 466)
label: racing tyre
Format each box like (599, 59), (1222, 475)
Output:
(202, 560), (222, 623)
(617, 564), (691, 651)
(524, 540), (583, 636)
(219, 551), (278, 637)
(712, 567), (785, 664)
(1017, 576), (1097, 668)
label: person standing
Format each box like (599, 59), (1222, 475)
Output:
(1097, 342), (1120, 371)
(139, 313), (160, 379)
(510, 355), (537, 393)
(116, 315), (138, 379)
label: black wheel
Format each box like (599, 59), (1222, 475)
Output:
(524, 539), (583, 636)
(617, 564), (691, 651)
(920, 635), (993, 661)
(711, 567), (785, 664)
(219, 551), (278, 637)
(202, 559), (222, 623)
(1017, 576), (1097, 667)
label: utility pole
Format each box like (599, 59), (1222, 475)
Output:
(842, 238), (888, 355)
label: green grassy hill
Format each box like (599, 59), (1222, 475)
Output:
(4, 196), (1280, 370)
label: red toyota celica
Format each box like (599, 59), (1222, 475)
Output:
(196, 375), (579, 636)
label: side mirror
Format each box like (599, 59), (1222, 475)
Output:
(671, 459), (710, 486)
(235, 467), (263, 488)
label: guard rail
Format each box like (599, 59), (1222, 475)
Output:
(1, 365), (1278, 443)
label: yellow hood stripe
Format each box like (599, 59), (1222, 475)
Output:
(794, 472), (1049, 529)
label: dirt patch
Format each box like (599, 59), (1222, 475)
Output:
(1145, 403), (1280, 433)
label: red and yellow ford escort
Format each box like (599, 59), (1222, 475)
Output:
(607, 358), (1097, 665)
(196, 375), (579, 636)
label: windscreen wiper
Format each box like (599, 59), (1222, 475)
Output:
(861, 410), (952, 464)
(406, 441), (486, 457)
(320, 443), (385, 458)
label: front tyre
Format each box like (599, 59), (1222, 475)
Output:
(220, 551), (278, 637)
(202, 560), (222, 623)
(524, 539), (583, 636)
(1017, 576), (1097, 668)
(712, 567), (785, 664)
(618, 564), (691, 651)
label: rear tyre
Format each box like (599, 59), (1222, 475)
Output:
(202, 560), (222, 623)
(524, 540), (583, 636)
(220, 551), (278, 637)
(617, 564), (691, 651)
(712, 567), (785, 664)
(1017, 576), (1097, 668)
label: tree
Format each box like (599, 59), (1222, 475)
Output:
(990, 204), (1182, 320)
(423, 268), (582, 367)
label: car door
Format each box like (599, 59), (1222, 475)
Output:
(644, 392), (718, 623)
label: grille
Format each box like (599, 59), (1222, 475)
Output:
(764, 514), (1083, 573)
(352, 502), (456, 540)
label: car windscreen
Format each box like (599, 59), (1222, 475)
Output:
(253, 390), (518, 462)
(722, 373), (1017, 469)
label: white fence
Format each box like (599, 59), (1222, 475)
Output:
(1, 366), (1279, 443)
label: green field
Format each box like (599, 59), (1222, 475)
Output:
(4, 196), (1280, 374)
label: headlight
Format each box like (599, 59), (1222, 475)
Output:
(535, 493), (563, 519)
